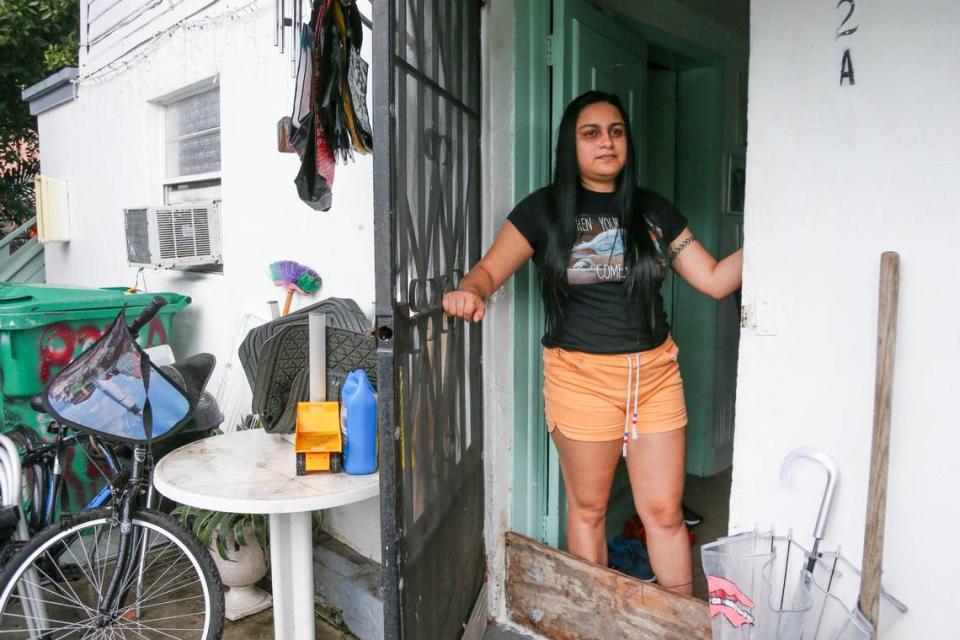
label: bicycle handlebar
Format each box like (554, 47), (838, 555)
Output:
(129, 296), (168, 335)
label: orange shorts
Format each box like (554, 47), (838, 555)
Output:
(543, 336), (688, 443)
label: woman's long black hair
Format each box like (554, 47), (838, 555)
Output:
(540, 90), (664, 341)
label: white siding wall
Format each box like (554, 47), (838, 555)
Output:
(81, 0), (233, 73)
(84, 0), (161, 51)
(734, 0), (959, 635)
(41, 0), (381, 561)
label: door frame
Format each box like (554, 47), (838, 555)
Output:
(510, 0), (553, 544)
(372, 3), (400, 635)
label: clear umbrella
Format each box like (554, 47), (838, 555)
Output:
(702, 528), (906, 639)
(701, 448), (907, 639)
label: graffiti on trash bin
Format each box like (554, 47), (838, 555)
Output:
(39, 318), (168, 384)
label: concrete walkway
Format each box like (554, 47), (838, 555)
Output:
(224, 607), (356, 639)
(225, 609), (545, 639)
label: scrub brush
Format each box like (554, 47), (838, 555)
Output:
(269, 260), (322, 315)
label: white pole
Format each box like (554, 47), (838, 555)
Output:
(309, 312), (327, 402)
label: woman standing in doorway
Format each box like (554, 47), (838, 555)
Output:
(442, 90), (742, 595)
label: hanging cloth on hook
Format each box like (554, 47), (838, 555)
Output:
(312, 0), (338, 184)
(316, 0), (351, 162)
(345, 46), (372, 153)
(291, 0), (372, 209)
(291, 0), (335, 210)
(295, 113), (333, 210)
(290, 23), (313, 155)
(345, 0), (372, 152)
(316, 0), (373, 162)
(332, 0), (372, 154)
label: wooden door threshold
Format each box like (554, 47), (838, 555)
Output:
(505, 532), (711, 640)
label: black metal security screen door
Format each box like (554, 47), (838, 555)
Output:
(373, 1), (484, 639)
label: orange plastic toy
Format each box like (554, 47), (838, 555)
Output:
(294, 401), (343, 475)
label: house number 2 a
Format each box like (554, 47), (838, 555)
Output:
(836, 0), (858, 85)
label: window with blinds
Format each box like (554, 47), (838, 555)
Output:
(164, 86), (222, 205)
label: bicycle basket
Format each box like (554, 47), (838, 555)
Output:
(43, 310), (195, 444)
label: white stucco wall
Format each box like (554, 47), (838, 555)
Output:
(733, 1), (957, 635)
(38, 0), (381, 562)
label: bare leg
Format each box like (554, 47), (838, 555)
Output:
(550, 429), (622, 566)
(625, 428), (692, 595)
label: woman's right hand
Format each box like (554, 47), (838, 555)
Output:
(442, 290), (486, 323)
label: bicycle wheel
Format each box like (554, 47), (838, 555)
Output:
(0, 508), (224, 639)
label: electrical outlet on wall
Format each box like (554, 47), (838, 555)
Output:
(740, 294), (779, 336)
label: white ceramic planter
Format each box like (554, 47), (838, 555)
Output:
(211, 523), (272, 621)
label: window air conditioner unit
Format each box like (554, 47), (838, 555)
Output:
(123, 203), (222, 268)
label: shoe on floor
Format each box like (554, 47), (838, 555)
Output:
(682, 504), (703, 527)
(607, 534), (656, 582)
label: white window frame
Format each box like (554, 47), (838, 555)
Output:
(155, 77), (222, 206)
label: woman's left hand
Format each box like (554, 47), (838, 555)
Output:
(668, 228), (743, 300)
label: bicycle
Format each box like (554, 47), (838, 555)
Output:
(0, 422), (125, 573)
(2, 422), (121, 538)
(0, 297), (225, 639)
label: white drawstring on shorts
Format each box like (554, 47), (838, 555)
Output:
(622, 353), (641, 457)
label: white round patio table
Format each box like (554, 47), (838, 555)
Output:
(153, 428), (379, 640)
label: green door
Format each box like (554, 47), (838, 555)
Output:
(544, 0), (650, 548)
(644, 69), (680, 323)
(552, 0), (648, 153)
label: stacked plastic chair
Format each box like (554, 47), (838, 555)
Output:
(0, 433), (48, 636)
(239, 297), (377, 434)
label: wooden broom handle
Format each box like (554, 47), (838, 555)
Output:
(282, 289), (294, 316)
(859, 251), (899, 635)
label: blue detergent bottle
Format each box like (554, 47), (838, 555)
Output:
(340, 369), (377, 475)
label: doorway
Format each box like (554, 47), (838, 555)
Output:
(510, 0), (746, 599)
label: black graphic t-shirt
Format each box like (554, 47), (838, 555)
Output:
(507, 185), (688, 354)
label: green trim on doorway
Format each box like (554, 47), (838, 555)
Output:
(673, 66), (725, 476)
(511, 0), (553, 544)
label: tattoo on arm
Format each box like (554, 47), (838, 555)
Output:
(668, 234), (696, 262)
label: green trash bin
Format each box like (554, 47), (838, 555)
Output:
(0, 283), (190, 511)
